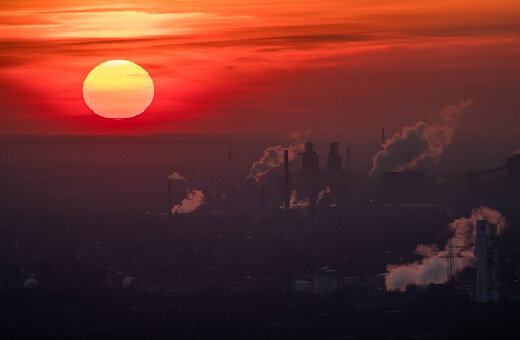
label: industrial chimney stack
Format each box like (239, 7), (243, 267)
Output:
(168, 180), (172, 215)
(347, 145), (351, 175)
(476, 220), (499, 303)
(284, 149), (290, 211)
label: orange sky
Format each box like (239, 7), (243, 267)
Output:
(1, 0), (520, 134)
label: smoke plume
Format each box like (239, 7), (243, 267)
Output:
(246, 144), (303, 181)
(171, 189), (205, 214)
(317, 186), (331, 202)
(168, 172), (187, 181)
(369, 100), (472, 177)
(246, 131), (310, 181)
(385, 206), (506, 291)
(290, 190), (310, 208)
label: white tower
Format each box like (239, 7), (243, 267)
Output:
(487, 223), (499, 302)
(476, 220), (489, 303)
(476, 220), (500, 303)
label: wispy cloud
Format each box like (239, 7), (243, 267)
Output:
(1, 0), (520, 134)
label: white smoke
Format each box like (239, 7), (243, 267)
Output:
(370, 100), (472, 177)
(317, 186), (331, 202)
(168, 171), (187, 181)
(246, 132), (310, 182)
(290, 190), (310, 208)
(247, 144), (303, 182)
(385, 206), (506, 291)
(171, 189), (205, 214)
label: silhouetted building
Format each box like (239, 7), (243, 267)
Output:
(379, 171), (425, 203)
(314, 267), (342, 298)
(476, 220), (499, 303)
(284, 149), (290, 211)
(467, 154), (520, 185)
(380, 171), (423, 188)
(507, 153), (520, 183)
(302, 142), (319, 177)
(327, 142), (345, 178)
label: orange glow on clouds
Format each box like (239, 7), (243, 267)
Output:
(0, 0), (520, 134)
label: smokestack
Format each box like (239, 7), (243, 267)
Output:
(284, 149), (290, 211)
(168, 181), (172, 215)
(327, 142), (343, 177)
(381, 128), (385, 145)
(476, 220), (499, 303)
(347, 146), (351, 175)
(228, 146), (232, 188)
(310, 184), (316, 227)
(261, 186), (265, 211)
(476, 220), (488, 302)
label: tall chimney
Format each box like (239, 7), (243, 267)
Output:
(227, 146), (232, 188)
(476, 220), (488, 302)
(261, 186), (265, 211)
(284, 149), (290, 211)
(168, 180), (172, 215)
(381, 128), (385, 145)
(347, 145), (351, 175)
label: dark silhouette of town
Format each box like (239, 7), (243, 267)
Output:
(1, 131), (520, 339)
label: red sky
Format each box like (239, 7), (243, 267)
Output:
(1, 0), (520, 135)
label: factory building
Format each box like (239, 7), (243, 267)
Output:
(314, 267), (343, 297)
(379, 171), (426, 203)
(380, 171), (424, 188)
(467, 153), (520, 185)
(280, 141), (348, 210)
(327, 142), (345, 178)
(300, 141), (346, 181)
(301, 142), (320, 177)
(507, 153), (520, 184)
(476, 220), (499, 303)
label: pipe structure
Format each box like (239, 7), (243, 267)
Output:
(261, 186), (265, 211)
(168, 180), (172, 214)
(347, 145), (351, 175)
(284, 149), (290, 211)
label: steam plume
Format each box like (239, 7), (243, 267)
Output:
(369, 100), (472, 177)
(246, 132), (310, 181)
(385, 206), (506, 291)
(317, 186), (331, 202)
(168, 171), (187, 181)
(290, 190), (310, 208)
(171, 189), (205, 214)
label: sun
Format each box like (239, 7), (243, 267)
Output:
(83, 60), (154, 119)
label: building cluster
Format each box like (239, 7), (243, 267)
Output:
(476, 220), (499, 303)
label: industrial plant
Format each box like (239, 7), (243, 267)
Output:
(1, 133), (520, 339)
